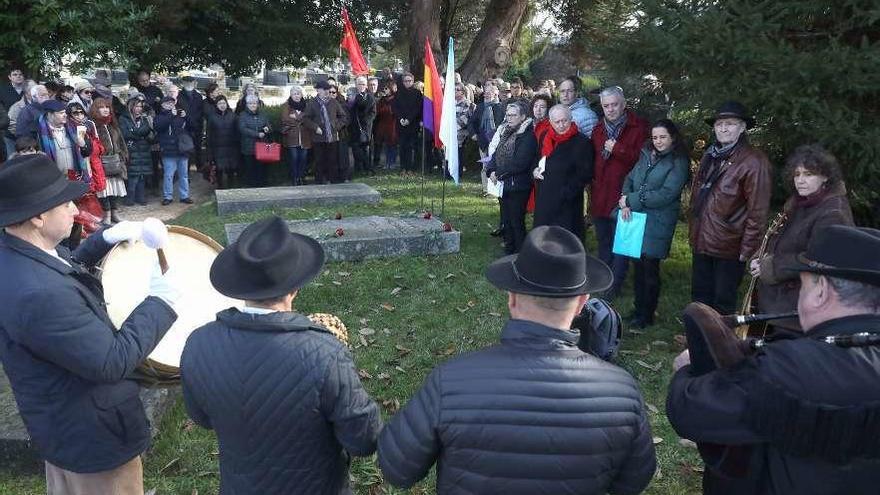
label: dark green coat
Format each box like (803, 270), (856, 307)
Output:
(118, 113), (154, 176)
(618, 147), (689, 259)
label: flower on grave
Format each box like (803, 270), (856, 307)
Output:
(423, 211), (433, 220)
(335, 212), (342, 220)
(442, 222), (453, 232)
(335, 228), (345, 237)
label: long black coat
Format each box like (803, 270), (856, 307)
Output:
(348, 91), (376, 143)
(484, 120), (537, 192)
(533, 132), (594, 240)
(0, 231), (176, 473)
(667, 314), (880, 494)
(154, 109), (187, 156)
(391, 86), (422, 136)
(177, 89), (204, 132)
(118, 113), (154, 176)
(206, 108), (240, 171)
(181, 309), (382, 495)
(379, 319), (656, 494)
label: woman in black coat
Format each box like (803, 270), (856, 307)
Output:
(119, 96), (154, 205)
(532, 105), (594, 241)
(485, 102), (537, 254)
(206, 95), (240, 189)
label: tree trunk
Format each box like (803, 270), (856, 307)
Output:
(408, 0), (442, 79)
(457, 0), (529, 83)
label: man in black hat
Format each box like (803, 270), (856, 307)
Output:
(180, 216), (381, 495)
(689, 100), (772, 315)
(378, 225), (656, 495)
(667, 225), (880, 494)
(177, 75), (205, 171)
(303, 80), (349, 184)
(0, 154), (180, 494)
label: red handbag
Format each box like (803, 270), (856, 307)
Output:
(255, 142), (282, 163)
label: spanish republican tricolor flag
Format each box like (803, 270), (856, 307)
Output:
(341, 8), (369, 76)
(422, 37), (443, 149)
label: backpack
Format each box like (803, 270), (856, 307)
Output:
(571, 298), (622, 361)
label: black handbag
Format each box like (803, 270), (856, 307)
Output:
(100, 153), (124, 176)
(178, 132), (195, 153)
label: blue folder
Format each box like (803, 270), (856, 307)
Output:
(612, 210), (646, 258)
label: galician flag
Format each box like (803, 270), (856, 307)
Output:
(439, 37), (459, 184)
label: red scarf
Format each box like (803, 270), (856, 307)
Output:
(541, 121), (579, 157)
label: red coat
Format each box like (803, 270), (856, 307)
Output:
(589, 110), (649, 218)
(375, 94), (398, 146)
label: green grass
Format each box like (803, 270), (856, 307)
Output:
(0, 171), (703, 494)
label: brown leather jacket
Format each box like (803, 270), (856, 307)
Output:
(755, 182), (853, 330)
(302, 96), (348, 144)
(689, 142), (772, 260)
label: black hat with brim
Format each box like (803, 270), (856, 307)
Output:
(783, 225), (880, 287)
(210, 216), (326, 300)
(485, 225), (613, 297)
(705, 100), (756, 129)
(0, 155), (88, 227)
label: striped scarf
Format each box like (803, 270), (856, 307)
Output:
(38, 115), (89, 181)
(601, 113), (628, 160)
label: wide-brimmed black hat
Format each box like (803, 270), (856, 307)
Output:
(210, 216), (326, 300)
(0, 154), (88, 227)
(784, 225), (880, 287)
(705, 100), (756, 129)
(485, 226), (612, 297)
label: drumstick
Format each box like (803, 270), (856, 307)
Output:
(157, 249), (169, 274)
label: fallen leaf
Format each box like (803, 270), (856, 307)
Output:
(691, 465), (705, 473)
(636, 359), (661, 372)
(146, 490), (157, 495)
(391, 287), (402, 296)
(358, 369), (373, 379)
(332, 281), (342, 286)
(381, 398), (401, 413)
(456, 306), (469, 313)
(674, 334), (687, 347)
(380, 303), (395, 311)
(445, 273), (455, 279)
(467, 300), (476, 307)
(359, 318), (369, 325)
(427, 274), (436, 279)
(182, 419), (195, 432)
(394, 275), (405, 280)
(652, 340), (669, 347)
(337, 271), (351, 277)
(358, 335), (369, 347)
(652, 436), (664, 445)
(160, 458), (180, 474)
(436, 345), (457, 356)
(394, 366), (406, 373)
(358, 328), (375, 336)
(376, 372), (391, 380)
(646, 403), (659, 414)
(488, 312), (502, 317)
(382, 328), (391, 334)
(312, 282), (324, 287)
(679, 438), (698, 449)
(628, 329), (644, 335)
(395, 344), (412, 356)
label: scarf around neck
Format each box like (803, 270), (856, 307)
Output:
(602, 113), (628, 159)
(541, 121), (579, 158)
(287, 97), (306, 112)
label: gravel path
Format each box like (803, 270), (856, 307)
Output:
(116, 171), (215, 223)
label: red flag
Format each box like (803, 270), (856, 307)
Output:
(340, 8), (369, 76)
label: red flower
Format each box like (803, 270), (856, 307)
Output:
(442, 222), (453, 232)
(335, 228), (345, 237)
(423, 211), (433, 219)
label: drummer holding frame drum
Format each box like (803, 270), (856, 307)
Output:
(0, 154), (182, 495)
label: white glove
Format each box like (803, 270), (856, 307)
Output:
(103, 221), (143, 244)
(141, 218), (169, 249)
(148, 263), (182, 309)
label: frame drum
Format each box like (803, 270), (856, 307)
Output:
(100, 226), (242, 384)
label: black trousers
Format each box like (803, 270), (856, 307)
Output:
(399, 131), (418, 171)
(691, 252), (746, 315)
(634, 256), (662, 323)
(501, 188), (530, 254)
(190, 129), (204, 170)
(242, 154), (267, 187)
(313, 141), (340, 184)
(351, 141), (372, 173)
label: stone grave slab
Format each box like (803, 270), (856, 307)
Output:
(225, 215), (460, 262)
(0, 367), (178, 468)
(216, 183), (381, 215)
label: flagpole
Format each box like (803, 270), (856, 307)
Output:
(441, 160), (447, 218)
(419, 125), (426, 210)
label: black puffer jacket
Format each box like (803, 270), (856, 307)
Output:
(378, 319), (656, 495)
(181, 309), (382, 495)
(118, 113), (154, 176)
(154, 110), (187, 156)
(237, 109), (271, 156)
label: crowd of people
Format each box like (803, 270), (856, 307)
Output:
(1, 64), (879, 495)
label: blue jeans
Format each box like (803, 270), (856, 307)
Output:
(162, 155), (189, 200)
(593, 215), (630, 293)
(384, 144), (398, 169)
(288, 146), (308, 184)
(127, 175), (147, 204)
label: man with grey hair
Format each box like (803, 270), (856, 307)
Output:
(590, 86), (649, 303)
(689, 101), (771, 315)
(15, 83), (50, 140)
(350, 75), (377, 175)
(557, 75), (598, 137)
(303, 79), (348, 184)
(668, 225), (880, 494)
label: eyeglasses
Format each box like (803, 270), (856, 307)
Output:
(83, 90), (94, 95)
(71, 111), (84, 115)
(329, 90), (337, 95)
